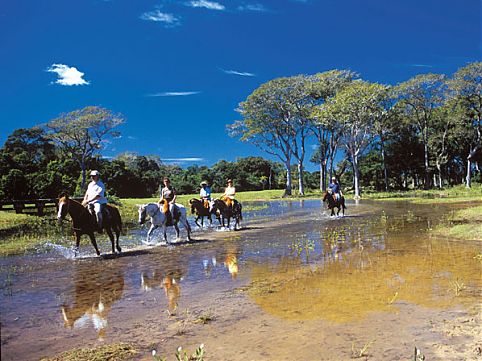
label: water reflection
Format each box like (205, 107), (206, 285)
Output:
(141, 269), (183, 315)
(61, 262), (124, 340)
(248, 237), (480, 322)
(202, 246), (241, 279)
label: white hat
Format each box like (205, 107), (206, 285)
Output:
(90, 170), (100, 176)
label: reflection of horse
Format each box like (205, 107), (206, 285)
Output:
(138, 203), (192, 244)
(57, 195), (122, 256)
(141, 269), (183, 315)
(322, 191), (346, 216)
(188, 198), (220, 227)
(61, 263), (124, 340)
(209, 199), (243, 229)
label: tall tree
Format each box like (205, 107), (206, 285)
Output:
(394, 74), (446, 189)
(323, 81), (388, 198)
(447, 62), (482, 187)
(45, 106), (124, 189)
(309, 70), (357, 191)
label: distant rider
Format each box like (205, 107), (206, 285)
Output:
(222, 179), (236, 209)
(82, 170), (108, 231)
(200, 181), (212, 208)
(159, 177), (177, 223)
(328, 176), (342, 201)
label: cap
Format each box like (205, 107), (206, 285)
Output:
(227, 179), (233, 183)
(200, 181), (208, 186)
(90, 170), (100, 176)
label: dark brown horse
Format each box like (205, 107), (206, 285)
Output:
(188, 198), (220, 227)
(322, 191), (346, 217)
(57, 195), (122, 256)
(209, 199), (243, 230)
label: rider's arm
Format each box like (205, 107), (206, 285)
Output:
(171, 188), (177, 204)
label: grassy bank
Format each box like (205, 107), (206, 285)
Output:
(432, 205), (482, 242)
(1, 185), (481, 256)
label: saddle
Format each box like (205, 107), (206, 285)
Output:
(202, 199), (210, 209)
(222, 196), (233, 209)
(159, 200), (179, 226)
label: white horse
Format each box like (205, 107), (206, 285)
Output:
(138, 203), (192, 244)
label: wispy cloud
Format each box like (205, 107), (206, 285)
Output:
(140, 9), (180, 26)
(237, 3), (269, 12)
(46, 64), (89, 86)
(187, 0), (225, 10)
(147, 91), (201, 97)
(409, 64), (434, 68)
(220, 68), (256, 77)
(162, 157), (205, 162)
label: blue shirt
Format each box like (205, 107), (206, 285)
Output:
(200, 186), (212, 200)
(328, 182), (340, 194)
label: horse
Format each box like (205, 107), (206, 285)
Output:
(209, 198), (243, 230)
(322, 191), (346, 217)
(188, 198), (221, 227)
(138, 203), (192, 244)
(57, 195), (122, 256)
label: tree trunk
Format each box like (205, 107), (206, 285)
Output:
(284, 161), (292, 196)
(380, 138), (388, 191)
(423, 141), (430, 189)
(297, 160), (305, 196)
(353, 154), (361, 199)
(320, 161), (327, 192)
(466, 159), (471, 188)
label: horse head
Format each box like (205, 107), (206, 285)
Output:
(57, 194), (71, 224)
(138, 204), (147, 225)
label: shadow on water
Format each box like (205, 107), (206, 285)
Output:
(0, 199), (480, 360)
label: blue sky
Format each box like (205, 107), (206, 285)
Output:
(0, 0), (480, 170)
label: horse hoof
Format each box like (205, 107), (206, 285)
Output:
(117, 247), (122, 252)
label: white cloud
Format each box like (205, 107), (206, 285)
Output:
(46, 64), (89, 86)
(140, 10), (180, 26)
(221, 68), (255, 77)
(187, 0), (225, 10)
(237, 3), (268, 12)
(147, 91), (201, 97)
(163, 157), (204, 162)
(409, 64), (433, 68)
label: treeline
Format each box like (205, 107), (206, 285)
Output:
(0, 126), (293, 200)
(230, 62), (482, 197)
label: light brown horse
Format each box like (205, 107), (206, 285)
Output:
(57, 195), (122, 256)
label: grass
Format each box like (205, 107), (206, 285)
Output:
(40, 342), (137, 361)
(431, 205), (482, 242)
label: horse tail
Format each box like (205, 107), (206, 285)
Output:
(109, 205), (124, 235)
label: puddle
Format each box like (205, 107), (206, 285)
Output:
(0, 200), (480, 360)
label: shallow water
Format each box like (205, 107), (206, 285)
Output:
(0, 200), (480, 360)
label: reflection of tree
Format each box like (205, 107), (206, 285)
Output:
(61, 263), (124, 340)
(249, 240), (480, 323)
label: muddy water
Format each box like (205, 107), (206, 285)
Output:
(0, 200), (480, 361)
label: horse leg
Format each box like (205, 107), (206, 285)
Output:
(106, 228), (116, 253)
(147, 224), (157, 244)
(88, 233), (101, 256)
(195, 216), (201, 228)
(114, 225), (122, 252)
(183, 218), (192, 241)
(163, 225), (169, 245)
(74, 232), (81, 257)
(174, 223), (180, 239)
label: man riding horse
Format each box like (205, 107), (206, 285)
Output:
(199, 181), (212, 208)
(328, 176), (343, 202)
(82, 170), (108, 232)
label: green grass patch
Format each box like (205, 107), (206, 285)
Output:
(40, 342), (137, 361)
(432, 205), (482, 241)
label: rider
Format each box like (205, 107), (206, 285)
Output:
(82, 170), (108, 232)
(199, 181), (212, 208)
(222, 179), (236, 210)
(159, 177), (177, 223)
(328, 176), (342, 201)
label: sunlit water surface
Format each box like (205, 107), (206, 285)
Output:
(0, 200), (480, 360)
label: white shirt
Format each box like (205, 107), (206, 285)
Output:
(86, 180), (107, 204)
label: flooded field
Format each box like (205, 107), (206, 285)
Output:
(1, 200), (481, 360)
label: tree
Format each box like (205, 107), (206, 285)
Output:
(322, 81), (388, 198)
(45, 106), (124, 190)
(447, 62), (482, 187)
(309, 70), (357, 191)
(229, 78), (298, 196)
(394, 74), (447, 189)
